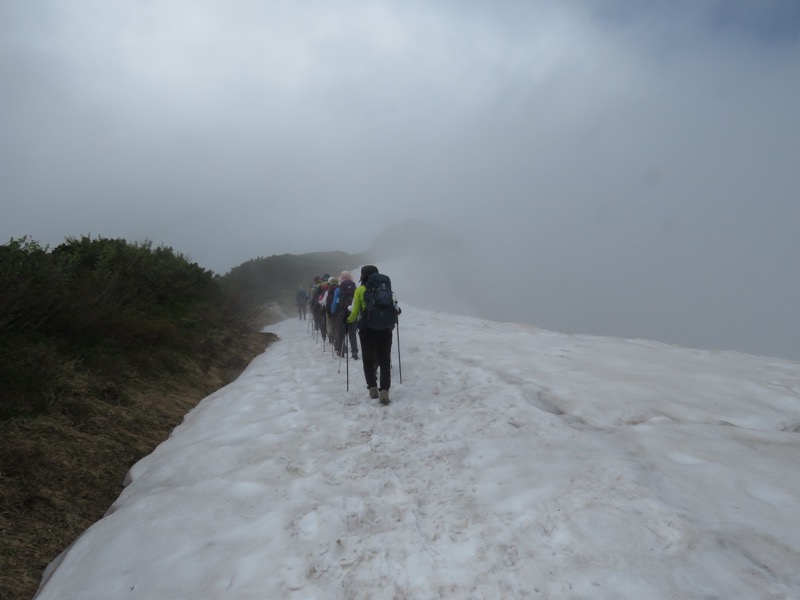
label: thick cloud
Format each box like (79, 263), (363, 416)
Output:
(2, 0), (799, 359)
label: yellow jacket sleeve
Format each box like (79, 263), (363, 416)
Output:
(347, 285), (366, 324)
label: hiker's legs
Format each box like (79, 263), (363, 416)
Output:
(327, 312), (335, 344)
(348, 323), (358, 356)
(334, 318), (345, 354)
(313, 305), (321, 332)
(358, 328), (378, 389)
(375, 328), (393, 391)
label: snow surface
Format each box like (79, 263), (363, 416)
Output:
(35, 305), (800, 599)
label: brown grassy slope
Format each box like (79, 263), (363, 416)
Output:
(0, 311), (286, 600)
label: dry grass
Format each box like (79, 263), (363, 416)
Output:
(0, 330), (276, 600)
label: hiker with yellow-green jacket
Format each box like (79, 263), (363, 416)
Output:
(346, 265), (400, 405)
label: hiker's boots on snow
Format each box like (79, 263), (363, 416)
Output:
(368, 386), (379, 399)
(379, 389), (390, 405)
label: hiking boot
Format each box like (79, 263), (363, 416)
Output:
(379, 389), (390, 405)
(368, 386), (379, 399)
(352, 353), (359, 360)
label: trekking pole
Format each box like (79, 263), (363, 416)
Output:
(341, 323), (350, 390)
(396, 317), (402, 384)
(336, 324), (346, 374)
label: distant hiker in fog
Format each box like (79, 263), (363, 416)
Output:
(295, 285), (308, 320)
(324, 276), (338, 343)
(310, 276), (324, 337)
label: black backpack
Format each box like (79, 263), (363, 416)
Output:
(337, 279), (356, 315)
(363, 273), (397, 330)
(325, 283), (338, 312)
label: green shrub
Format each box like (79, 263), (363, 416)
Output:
(0, 235), (255, 418)
(218, 249), (368, 312)
(0, 234), (286, 600)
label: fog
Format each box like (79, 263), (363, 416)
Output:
(2, 1), (799, 360)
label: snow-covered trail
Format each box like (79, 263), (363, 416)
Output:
(36, 306), (800, 599)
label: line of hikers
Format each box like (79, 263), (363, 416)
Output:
(295, 265), (400, 405)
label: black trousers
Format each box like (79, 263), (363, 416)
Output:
(358, 327), (393, 391)
(335, 317), (358, 356)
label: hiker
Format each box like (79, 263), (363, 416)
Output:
(324, 276), (338, 344)
(347, 265), (399, 405)
(332, 270), (358, 360)
(318, 283), (329, 341)
(310, 276), (324, 337)
(295, 285), (308, 320)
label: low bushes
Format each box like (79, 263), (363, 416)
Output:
(0, 235), (271, 599)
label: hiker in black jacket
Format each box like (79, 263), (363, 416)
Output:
(346, 265), (399, 405)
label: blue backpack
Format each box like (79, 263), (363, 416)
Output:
(363, 273), (398, 330)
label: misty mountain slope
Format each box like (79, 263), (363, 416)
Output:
(363, 221), (483, 319)
(35, 306), (800, 599)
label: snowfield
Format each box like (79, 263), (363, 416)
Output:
(36, 305), (800, 599)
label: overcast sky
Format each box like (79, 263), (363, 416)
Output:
(2, 1), (799, 359)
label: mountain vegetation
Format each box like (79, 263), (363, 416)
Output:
(218, 249), (368, 308)
(0, 236), (362, 599)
